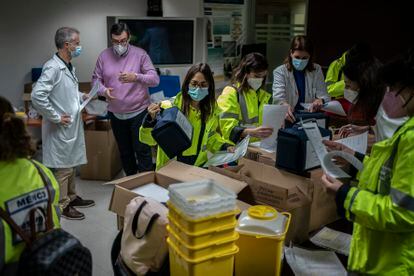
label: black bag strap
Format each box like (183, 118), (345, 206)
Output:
(29, 160), (54, 231)
(0, 208), (32, 246)
(131, 200), (160, 239)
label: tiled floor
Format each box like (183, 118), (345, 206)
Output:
(60, 174), (123, 276)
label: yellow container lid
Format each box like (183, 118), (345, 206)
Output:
(236, 205), (290, 238)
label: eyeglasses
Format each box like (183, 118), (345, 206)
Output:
(189, 81), (209, 89)
(111, 39), (129, 46)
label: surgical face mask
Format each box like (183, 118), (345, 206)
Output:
(113, 43), (128, 56)
(382, 89), (408, 118)
(374, 105), (408, 141)
(188, 86), (209, 102)
(292, 58), (309, 71)
(247, 77), (264, 91)
(344, 88), (359, 103)
(70, 45), (82, 58)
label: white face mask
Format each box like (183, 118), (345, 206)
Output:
(247, 77), (264, 91)
(113, 44), (128, 56)
(344, 88), (359, 103)
(374, 105), (409, 142)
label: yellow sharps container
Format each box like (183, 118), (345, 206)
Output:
(235, 205), (291, 276)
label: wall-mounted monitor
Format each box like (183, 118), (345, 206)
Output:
(114, 18), (195, 65)
(205, 0), (244, 4)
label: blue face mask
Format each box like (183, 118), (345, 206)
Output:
(292, 57), (309, 71)
(188, 86), (209, 102)
(71, 46), (82, 58)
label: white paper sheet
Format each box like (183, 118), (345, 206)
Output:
(130, 183), (169, 203)
(336, 132), (368, 154)
(285, 246), (347, 276)
(321, 100), (347, 116)
(301, 101), (346, 116)
(303, 122), (363, 178)
(260, 104), (288, 151)
(310, 227), (352, 256)
(204, 136), (250, 167)
(322, 151), (364, 179)
(79, 82), (100, 112)
(302, 122), (328, 162)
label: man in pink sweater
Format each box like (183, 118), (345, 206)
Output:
(92, 23), (159, 175)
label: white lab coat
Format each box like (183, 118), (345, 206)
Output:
(272, 63), (330, 107)
(31, 54), (87, 168)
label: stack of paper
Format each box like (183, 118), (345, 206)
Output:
(204, 135), (250, 167)
(310, 227), (352, 256)
(285, 246), (347, 276)
(131, 183), (169, 203)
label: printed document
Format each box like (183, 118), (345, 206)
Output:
(260, 104), (288, 151)
(336, 132), (368, 154)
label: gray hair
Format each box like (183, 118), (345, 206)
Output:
(54, 27), (80, 49)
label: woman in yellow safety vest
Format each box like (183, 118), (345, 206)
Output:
(0, 96), (61, 275)
(139, 63), (232, 170)
(321, 48), (414, 275)
(217, 52), (273, 144)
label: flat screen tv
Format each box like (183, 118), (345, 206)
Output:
(118, 18), (194, 65)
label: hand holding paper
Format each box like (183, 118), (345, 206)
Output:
(204, 136), (250, 167)
(259, 104), (288, 151)
(302, 121), (363, 179)
(79, 82), (100, 112)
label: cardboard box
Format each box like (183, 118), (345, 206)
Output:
(308, 169), (339, 232)
(80, 120), (122, 181)
(210, 158), (312, 242)
(108, 160), (249, 230)
(245, 146), (276, 167)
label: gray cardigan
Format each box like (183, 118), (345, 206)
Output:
(272, 63), (330, 107)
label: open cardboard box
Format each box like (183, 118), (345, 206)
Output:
(210, 158), (312, 242)
(108, 160), (250, 230)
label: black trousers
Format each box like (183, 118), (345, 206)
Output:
(109, 110), (153, 175)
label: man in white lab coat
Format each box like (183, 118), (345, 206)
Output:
(32, 27), (94, 220)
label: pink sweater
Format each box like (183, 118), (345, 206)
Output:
(92, 45), (160, 113)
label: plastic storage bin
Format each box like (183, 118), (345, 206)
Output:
(167, 225), (239, 259)
(168, 214), (237, 246)
(168, 180), (237, 219)
(235, 205), (291, 276)
(167, 202), (238, 233)
(168, 238), (238, 276)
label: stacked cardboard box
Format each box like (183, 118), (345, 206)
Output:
(80, 120), (122, 181)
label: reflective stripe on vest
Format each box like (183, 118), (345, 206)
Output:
(391, 188), (414, 212)
(220, 112), (239, 120)
(238, 92), (259, 125)
(348, 189), (361, 221)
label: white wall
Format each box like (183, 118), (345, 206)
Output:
(0, 0), (202, 107)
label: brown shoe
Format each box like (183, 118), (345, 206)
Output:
(62, 206), (85, 220)
(69, 196), (95, 208)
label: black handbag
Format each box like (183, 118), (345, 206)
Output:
(0, 160), (92, 276)
(151, 106), (194, 159)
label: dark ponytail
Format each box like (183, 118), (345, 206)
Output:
(0, 97), (35, 161)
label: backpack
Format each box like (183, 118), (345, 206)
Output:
(119, 197), (169, 276)
(0, 160), (92, 276)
